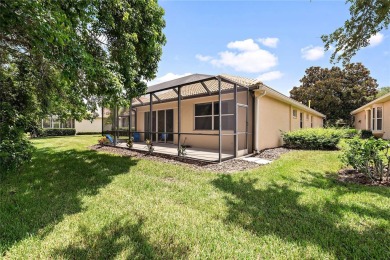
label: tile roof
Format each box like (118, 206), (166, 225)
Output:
(131, 73), (325, 118)
(132, 74), (255, 106)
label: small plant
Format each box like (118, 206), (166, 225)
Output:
(98, 137), (109, 145)
(145, 139), (154, 154)
(341, 137), (390, 183)
(127, 136), (134, 149)
(361, 130), (373, 139)
(178, 137), (187, 157)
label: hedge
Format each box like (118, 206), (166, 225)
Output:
(282, 128), (344, 150)
(40, 128), (76, 136)
(76, 132), (103, 135)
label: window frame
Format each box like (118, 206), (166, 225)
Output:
(292, 109), (297, 119)
(299, 112), (303, 129)
(194, 100), (235, 131)
(372, 106), (383, 132)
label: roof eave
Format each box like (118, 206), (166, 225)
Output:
(254, 84), (326, 118)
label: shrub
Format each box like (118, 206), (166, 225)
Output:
(361, 130), (373, 139)
(341, 137), (390, 183)
(127, 137), (134, 148)
(0, 135), (34, 175)
(76, 132), (102, 135)
(98, 137), (109, 145)
(145, 139), (154, 154)
(38, 128), (76, 137)
(282, 128), (342, 150)
(339, 128), (359, 139)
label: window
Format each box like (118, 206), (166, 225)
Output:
(372, 106), (383, 131)
(194, 100), (235, 130)
(42, 116), (74, 129)
(377, 107), (383, 131)
(311, 116), (313, 128)
(292, 109), (297, 118)
(300, 112), (303, 128)
(42, 117), (51, 128)
(195, 103), (213, 130)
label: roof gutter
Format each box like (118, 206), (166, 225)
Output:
(253, 88), (266, 153)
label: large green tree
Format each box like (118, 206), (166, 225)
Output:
(0, 0), (166, 173)
(322, 0), (390, 64)
(290, 63), (378, 124)
(376, 86), (390, 98)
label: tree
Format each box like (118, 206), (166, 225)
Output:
(290, 63), (378, 124)
(322, 0), (390, 64)
(0, 0), (166, 173)
(376, 86), (390, 98)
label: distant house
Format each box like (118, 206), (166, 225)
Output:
(41, 108), (112, 134)
(351, 93), (390, 138)
(119, 74), (325, 162)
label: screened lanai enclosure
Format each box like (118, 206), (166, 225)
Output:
(106, 74), (255, 162)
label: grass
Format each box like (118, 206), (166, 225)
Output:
(1, 135), (389, 259)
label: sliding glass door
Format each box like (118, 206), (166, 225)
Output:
(145, 109), (174, 143)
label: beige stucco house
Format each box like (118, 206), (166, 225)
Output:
(351, 93), (390, 138)
(121, 74), (325, 162)
(42, 108), (112, 133)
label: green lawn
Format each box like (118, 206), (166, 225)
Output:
(1, 135), (389, 259)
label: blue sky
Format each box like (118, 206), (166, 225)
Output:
(149, 0), (390, 95)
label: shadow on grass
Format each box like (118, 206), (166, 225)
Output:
(53, 216), (189, 259)
(212, 174), (390, 258)
(0, 146), (138, 255)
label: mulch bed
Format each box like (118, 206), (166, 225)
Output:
(338, 169), (390, 187)
(89, 144), (262, 173)
(251, 147), (291, 160)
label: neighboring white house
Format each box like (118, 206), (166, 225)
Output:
(41, 107), (112, 133)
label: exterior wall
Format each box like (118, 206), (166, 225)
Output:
(256, 96), (324, 150)
(258, 96), (290, 150)
(75, 118), (110, 133)
(383, 101), (390, 139)
(353, 100), (390, 139)
(134, 91), (251, 153)
(353, 110), (366, 131)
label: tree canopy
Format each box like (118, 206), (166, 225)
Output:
(290, 63), (378, 124)
(376, 86), (390, 98)
(322, 0), (390, 64)
(0, 0), (166, 173)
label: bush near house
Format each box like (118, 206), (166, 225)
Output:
(76, 132), (103, 135)
(282, 128), (345, 150)
(342, 137), (390, 183)
(38, 128), (76, 137)
(361, 130), (373, 139)
(340, 128), (359, 139)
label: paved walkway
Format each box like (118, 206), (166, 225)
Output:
(239, 157), (272, 165)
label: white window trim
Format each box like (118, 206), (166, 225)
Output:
(372, 106), (383, 132)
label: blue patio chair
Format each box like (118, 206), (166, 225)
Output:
(160, 133), (168, 142)
(105, 134), (114, 143)
(133, 132), (140, 142)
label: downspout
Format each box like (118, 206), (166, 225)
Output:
(253, 89), (266, 153)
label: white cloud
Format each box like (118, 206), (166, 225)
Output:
(227, 39), (260, 52)
(196, 39), (277, 73)
(257, 37), (279, 48)
(256, 71), (283, 82)
(195, 54), (212, 62)
(369, 32), (384, 47)
(301, 45), (324, 60)
(148, 72), (191, 86)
